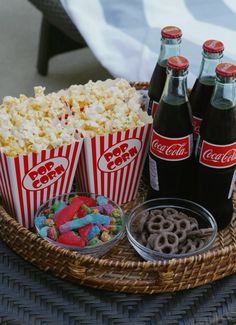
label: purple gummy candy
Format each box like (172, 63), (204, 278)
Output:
(102, 204), (113, 215)
(96, 223), (107, 232)
(93, 206), (104, 213)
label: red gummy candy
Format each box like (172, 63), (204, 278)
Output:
(77, 196), (96, 207)
(71, 196), (85, 207)
(58, 231), (86, 247)
(78, 223), (93, 238)
(77, 209), (87, 218)
(55, 196), (83, 228)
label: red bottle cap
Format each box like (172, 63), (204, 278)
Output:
(161, 26), (182, 39)
(216, 63), (236, 77)
(167, 56), (189, 70)
(203, 40), (224, 53)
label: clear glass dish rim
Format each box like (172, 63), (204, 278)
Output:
(126, 197), (218, 259)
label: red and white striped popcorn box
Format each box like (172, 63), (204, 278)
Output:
(0, 141), (83, 228)
(76, 123), (152, 205)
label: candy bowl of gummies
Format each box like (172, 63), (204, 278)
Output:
(35, 192), (125, 257)
(126, 198), (218, 261)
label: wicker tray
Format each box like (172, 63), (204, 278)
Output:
(0, 179), (235, 294)
(0, 81), (235, 294)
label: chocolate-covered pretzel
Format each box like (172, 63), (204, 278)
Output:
(172, 218), (190, 243)
(162, 219), (175, 232)
(141, 231), (149, 246)
(174, 229), (187, 244)
(178, 213), (199, 231)
(163, 208), (178, 218)
(147, 233), (159, 249)
(176, 218), (191, 231)
(147, 215), (165, 233)
(147, 215), (175, 234)
(167, 212), (197, 234)
(133, 207), (212, 255)
(150, 209), (163, 217)
(187, 228), (213, 238)
(179, 238), (205, 254)
(152, 232), (179, 254)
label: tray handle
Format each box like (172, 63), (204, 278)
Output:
(67, 260), (175, 286)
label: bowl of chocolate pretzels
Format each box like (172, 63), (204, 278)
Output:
(126, 198), (217, 261)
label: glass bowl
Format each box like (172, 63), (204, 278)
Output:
(126, 198), (217, 261)
(35, 192), (125, 257)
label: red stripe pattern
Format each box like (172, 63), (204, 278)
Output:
(0, 141), (83, 228)
(76, 124), (152, 205)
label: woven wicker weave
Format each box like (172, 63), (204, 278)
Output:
(0, 179), (235, 294)
(0, 82), (235, 294)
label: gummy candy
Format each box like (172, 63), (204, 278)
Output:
(55, 196), (83, 228)
(78, 223), (93, 238)
(36, 194), (123, 249)
(58, 231), (86, 247)
(86, 225), (100, 241)
(96, 195), (108, 206)
(59, 214), (111, 234)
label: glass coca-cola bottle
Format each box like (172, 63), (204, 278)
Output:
(189, 40), (224, 142)
(195, 63), (236, 230)
(148, 26), (182, 118)
(148, 56), (194, 200)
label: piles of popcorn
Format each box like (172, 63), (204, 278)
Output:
(0, 79), (152, 156)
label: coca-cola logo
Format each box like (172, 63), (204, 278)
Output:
(152, 141), (188, 156)
(23, 157), (68, 190)
(98, 139), (141, 172)
(200, 141), (236, 168)
(150, 131), (191, 161)
(203, 149), (236, 163)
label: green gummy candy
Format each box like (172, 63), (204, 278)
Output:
(115, 218), (122, 225)
(87, 237), (100, 246)
(115, 225), (122, 232)
(81, 204), (92, 213)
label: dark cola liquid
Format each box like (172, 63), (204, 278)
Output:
(189, 78), (215, 140)
(190, 78), (214, 118)
(196, 101), (236, 229)
(143, 63), (167, 183)
(148, 99), (194, 200)
(148, 63), (167, 107)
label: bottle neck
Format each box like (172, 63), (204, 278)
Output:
(211, 76), (236, 109)
(161, 68), (188, 105)
(198, 51), (223, 85)
(158, 37), (181, 67)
